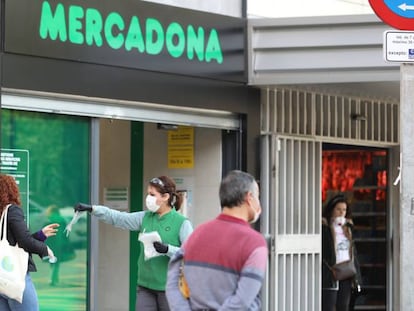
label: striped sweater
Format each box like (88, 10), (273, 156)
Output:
(166, 214), (268, 310)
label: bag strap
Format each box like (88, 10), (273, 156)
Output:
(349, 240), (354, 259)
(0, 204), (11, 241)
(179, 259), (190, 299)
(344, 223), (354, 259)
(323, 259), (334, 272)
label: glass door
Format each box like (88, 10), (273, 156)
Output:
(1, 109), (90, 311)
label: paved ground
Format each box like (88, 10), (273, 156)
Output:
(33, 248), (87, 311)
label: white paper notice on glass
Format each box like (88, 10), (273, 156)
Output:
(138, 231), (162, 260)
(103, 187), (129, 210)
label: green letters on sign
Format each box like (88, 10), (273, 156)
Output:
(38, 0), (224, 64)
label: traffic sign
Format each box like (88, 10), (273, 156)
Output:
(369, 0), (414, 30)
(384, 30), (414, 62)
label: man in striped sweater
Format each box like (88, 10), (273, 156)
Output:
(166, 170), (268, 311)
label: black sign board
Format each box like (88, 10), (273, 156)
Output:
(5, 0), (246, 82)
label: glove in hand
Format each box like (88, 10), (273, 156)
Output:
(74, 203), (93, 213)
(153, 241), (168, 254)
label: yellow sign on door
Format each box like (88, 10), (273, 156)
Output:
(168, 126), (194, 168)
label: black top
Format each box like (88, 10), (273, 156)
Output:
(322, 217), (362, 289)
(2, 204), (48, 272)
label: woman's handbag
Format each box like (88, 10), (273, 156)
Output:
(324, 255), (357, 281)
(331, 257), (357, 281)
(0, 204), (29, 303)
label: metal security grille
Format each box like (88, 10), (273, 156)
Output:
(260, 87), (398, 311)
(261, 88), (399, 145)
(261, 135), (321, 311)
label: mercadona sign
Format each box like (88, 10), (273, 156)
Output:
(38, 1), (224, 64)
(5, 0), (246, 82)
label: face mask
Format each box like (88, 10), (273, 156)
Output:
(146, 195), (160, 213)
(249, 204), (261, 224)
(248, 190), (261, 224)
(334, 216), (346, 226)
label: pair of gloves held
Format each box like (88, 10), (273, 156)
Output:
(74, 203), (169, 254)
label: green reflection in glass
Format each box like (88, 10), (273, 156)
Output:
(1, 109), (90, 310)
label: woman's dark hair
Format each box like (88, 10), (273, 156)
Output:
(149, 176), (183, 211)
(322, 193), (352, 220)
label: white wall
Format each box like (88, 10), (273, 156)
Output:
(248, 0), (373, 18)
(97, 120), (222, 310)
(143, 0), (243, 17)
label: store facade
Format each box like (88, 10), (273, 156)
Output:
(2, 0), (406, 310)
(0, 1), (260, 310)
(249, 14), (401, 311)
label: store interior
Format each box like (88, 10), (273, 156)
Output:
(322, 145), (388, 311)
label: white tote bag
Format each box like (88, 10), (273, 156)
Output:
(0, 204), (29, 303)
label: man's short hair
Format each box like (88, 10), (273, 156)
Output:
(219, 170), (256, 208)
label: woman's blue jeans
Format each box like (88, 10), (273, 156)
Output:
(0, 273), (39, 311)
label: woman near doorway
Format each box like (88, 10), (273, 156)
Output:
(322, 194), (362, 311)
(74, 175), (193, 311)
(0, 173), (57, 311)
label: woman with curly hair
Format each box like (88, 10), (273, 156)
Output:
(0, 173), (58, 311)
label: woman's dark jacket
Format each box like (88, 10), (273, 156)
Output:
(322, 217), (362, 289)
(3, 204), (49, 272)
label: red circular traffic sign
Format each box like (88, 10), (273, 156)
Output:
(369, 0), (414, 30)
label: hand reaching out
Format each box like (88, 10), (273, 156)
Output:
(42, 223), (60, 238)
(74, 203), (93, 213)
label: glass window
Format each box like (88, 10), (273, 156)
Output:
(1, 109), (90, 311)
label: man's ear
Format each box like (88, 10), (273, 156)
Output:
(245, 191), (254, 205)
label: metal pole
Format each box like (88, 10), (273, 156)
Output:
(399, 63), (414, 310)
(89, 118), (100, 311)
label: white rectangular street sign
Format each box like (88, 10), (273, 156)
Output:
(384, 31), (414, 62)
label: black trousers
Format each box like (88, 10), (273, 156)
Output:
(136, 286), (170, 311)
(322, 279), (352, 311)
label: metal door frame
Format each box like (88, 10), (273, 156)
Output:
(261, 134), (322, 311)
